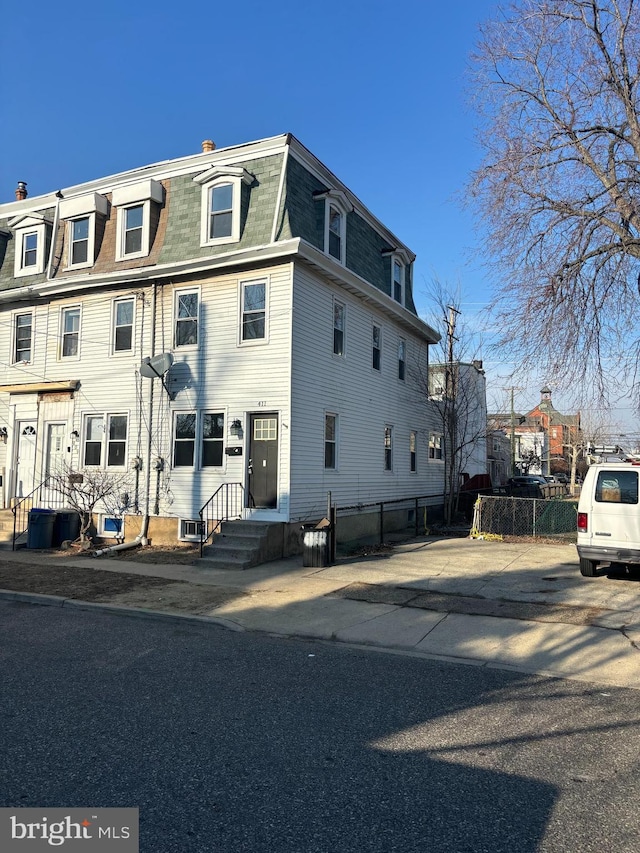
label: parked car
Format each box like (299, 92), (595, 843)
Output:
(508, 475), (548, 487)
(553, 473), (569, 484)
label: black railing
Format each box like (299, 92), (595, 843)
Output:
(199, 482), (252, 556)
(11, 476), (67, 550)
(335, 493), (445, 546)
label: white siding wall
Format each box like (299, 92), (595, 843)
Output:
(290, 264), (442, 521)
(0, 262), (294, 520)
(156, 263), (293, 519)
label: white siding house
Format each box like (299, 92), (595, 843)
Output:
(0, 134), (441, 551)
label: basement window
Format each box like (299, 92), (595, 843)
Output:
(180, 519), (205, 541)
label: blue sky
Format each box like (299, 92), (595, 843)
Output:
(1, 0), (631, 431)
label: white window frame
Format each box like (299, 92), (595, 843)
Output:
(384, 425), (393, 472)
(393, 258), (404, 304)
(112, 180), (163, 262)
(12, 310), (33, 364)
(111, 296), (136, 355)
(372, 323), (381, 371)
(98, 515), (124, 539)
(82, 412), (129, 469)
(179, 519), (205, 541)
(201, 412), (225, 469)
(172, 411), (227, 470)
(115, 201), (149, 261)
(13, 222), (47, 277)
(59, 192), (108, 270)
(398, 338), (406, 381)
(429, 432), (443, 461)
(172, 412), (197, 469)
(194, 166), (253, 248)
(173, 288), (200, 349)
(410, 430), (417, 473)
(325, 413), (338, 470)
(60, 305), (81, 360)
(239, 277), (268, 345)
(67, 215), (95, 269)
(333, 299), (346, 357)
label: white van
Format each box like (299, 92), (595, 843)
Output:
(577, 460), (640, 576)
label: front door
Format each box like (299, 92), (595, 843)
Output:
(15, 422), (37, 498)
(247, 413), (278, 508)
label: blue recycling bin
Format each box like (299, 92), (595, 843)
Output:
(27, 509), (56, 549)
(52, 510), (81, 547)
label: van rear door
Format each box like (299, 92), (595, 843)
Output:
(590, 468), (640, 552)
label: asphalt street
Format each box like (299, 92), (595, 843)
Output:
(2, 601), (640, 852)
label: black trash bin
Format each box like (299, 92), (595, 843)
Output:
(27, 509), (56, 549)
(302, 523), (331, 568)
(53, 510), (81, 547)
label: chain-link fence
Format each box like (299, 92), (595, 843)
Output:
(473, 495), (578, 538)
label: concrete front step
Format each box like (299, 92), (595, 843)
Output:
(198, 554), (255, 571)
(200, 520), (287, 570)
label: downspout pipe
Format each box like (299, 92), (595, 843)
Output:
(94, 282), (157, 557)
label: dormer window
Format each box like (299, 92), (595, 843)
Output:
(382, 248), (411, 306)
(194, 166), (253, 247)
(9, 213), (52, 277)
(112, 180), (163, 262)
(315, 190), (352, 265)
(59, 192), (108, 270)
(393, 259), (404, 304)
(23, 232), (38, 268)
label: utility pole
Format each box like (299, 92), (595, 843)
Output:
(444, 305), (460, 524)
(510, 387), (516, 477)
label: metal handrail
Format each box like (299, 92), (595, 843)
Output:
(11, 475), (67, 550)
(199, 482), (253, 556)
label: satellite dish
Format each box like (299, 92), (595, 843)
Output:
(139, 353), (174, 379)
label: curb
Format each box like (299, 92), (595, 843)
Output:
(0, 589), (245, 632)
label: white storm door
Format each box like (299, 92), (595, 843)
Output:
(15, 422), (37, 497)
(46, 423), (67, 476)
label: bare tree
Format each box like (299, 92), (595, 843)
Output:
(50, 465), (133, 546)
(470, 0), (640, 403)
(422, 282), (489, 523)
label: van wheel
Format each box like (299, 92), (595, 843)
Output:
(579, 558), (598, 577)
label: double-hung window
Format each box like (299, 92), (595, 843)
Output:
(241, 280), (267, 342)
(410, 431), (417, 472)
(175, 290), (199, 348)
(123, 205), (143, 255)
(173, 413), (196, 467)
(194, 167), (253, 247)
(173, 412), (225, 468)
(60, 192), (108, 270)
(209, 183), (233, 239)
(384, 426), (393, 471)
(113, 180), (163, 262)
(83, 414), (128, 467)
(202, 413), (225, 467)
(61, 307), (80, 358)
(333, 300), (345, 356)
(393, 259), (404, 304)
(325, 414), (337, 469)
(14, 313), (32, 363)
(70, 217), (90, 265)
(398, 338), (406, 381)
(22, 232), (38, 268)
(328, 205), (343, 260)
(372, 324), (381, 371)
(113, 297), (134, 353)
(429, 433), (443, 461)
(10, 214), (50, 277)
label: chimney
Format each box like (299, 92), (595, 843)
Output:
(15, 181), (27, 201)
(201, 140), (216, 153)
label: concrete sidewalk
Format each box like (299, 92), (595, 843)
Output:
(4, 536), (640, 689)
